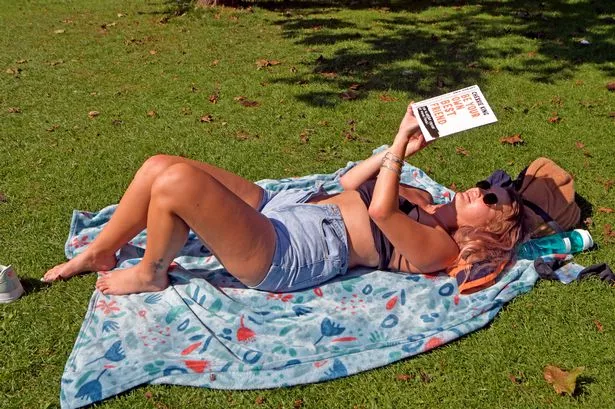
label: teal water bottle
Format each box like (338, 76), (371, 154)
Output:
(517, 229), (593, 260)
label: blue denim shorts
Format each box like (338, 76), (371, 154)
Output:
(246, 187), (349, 293)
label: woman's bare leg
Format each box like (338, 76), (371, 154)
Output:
(96, 163), (276, 295)
(43, 155), (265, 282)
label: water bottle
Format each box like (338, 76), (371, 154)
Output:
(517, 229), (593, 260)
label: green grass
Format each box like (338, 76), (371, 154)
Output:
(1, 0), (614, 407)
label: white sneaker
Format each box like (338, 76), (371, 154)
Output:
(0, 265), (24, 303)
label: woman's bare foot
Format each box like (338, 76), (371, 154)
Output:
(95, 263), (169, 295)
(43, 248), (117, 282)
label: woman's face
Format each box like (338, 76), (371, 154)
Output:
(453, 186), (513, 228)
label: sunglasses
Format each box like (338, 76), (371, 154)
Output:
(475, 180), (500, 205)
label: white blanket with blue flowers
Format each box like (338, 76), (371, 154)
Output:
(60, 149), (539, 408)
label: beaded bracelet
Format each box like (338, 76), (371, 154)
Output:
(383, 151), (404, 166)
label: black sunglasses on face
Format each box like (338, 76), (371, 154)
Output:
(475, 180), (499, 205)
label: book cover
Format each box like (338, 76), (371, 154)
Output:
(411, 85), (497, 142)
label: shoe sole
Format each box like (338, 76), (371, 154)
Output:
(0, 286), (24, 303)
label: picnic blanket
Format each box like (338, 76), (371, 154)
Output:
(59, 148), (540, 408)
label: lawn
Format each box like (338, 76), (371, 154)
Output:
(0, 0), (614, 408)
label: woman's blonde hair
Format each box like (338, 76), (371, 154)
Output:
(450, 188), (527, 274)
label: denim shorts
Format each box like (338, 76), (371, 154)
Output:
(246, 187), (349, 293)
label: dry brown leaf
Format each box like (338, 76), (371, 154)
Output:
(147, 110), (157, 117)
(54, 29), (65, 34)
(543, 365), (584, 395)
(213, 13), (221, 20)
(88, 111), (100, 119)
(16, 59), (27, 64)
(598, 207), (614, 213)
(547, 115), (561, 124)
(449, 182), (457, 191)
(348, 83), (362, 90)
(235, 131), (252, 141)
(310, 25), (323, 31)
(7, 107), (21, 113)
(149, 50), (157, 55)
(575, 141), (585, 149)
(500, 134), (524, 145)
(199, 114), (213, 123)
(395, 374), (414, 381)
(0, 192), (6, 203)
(594, 319), (604, 333)
(607, 82), (615, 91)
(46, 124), (60, 132)
(604, 224), (615, 241)
(181, 107), (192, 115)
(379, 93), (398, 102)
(255, 396), (266, 405)
(602, 179), (614, 191)
(239, 99), (260, 107)
(299, 129), (310, 144)
(339, 90), (359, 101)
(318, 120), (328, 126)
(508, 372), (525, 384)
(455, 146), (470, 156)
(209, 93), (219, 104)
(293, 399), (304, 409)
(320, 71), (337, 79)
(211, 59), (219, 66)
(419, 369), (432, 383)
(144, 391), (153, 399)
(575, 80), (584, 86)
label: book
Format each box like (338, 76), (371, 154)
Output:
(411, 85), (497, 142)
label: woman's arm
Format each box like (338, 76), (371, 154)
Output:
(339, 104), (427, 191)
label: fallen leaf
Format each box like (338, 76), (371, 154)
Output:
(117, 13), (125, 17)
(583, 150), (592, 158)
(290, 66), (297, 73)
(299, 129), (310, 143)
(46, 124), (60, 132)
(213, 13), (221, 19)
(149, 50), (157, 55)
(419, 369), (432, 383)
(598, 207), (614, 213)
(5, 67), (17, 75)
(508, 372), (525, 384)
(395, 374), (414, 381)
(320, 71), (337, 79)
(500, 134), (524, 145)
(147, 110), (157, 117)
(112, 119), (123, 126)
(181, 107), (192, 115)
(209, 93), (219, 104)
(238, 99), (260, 107)
(609, 112), (615, 118)
(379, 93), (398, 102)
(594, 319), (604, 333)
(211, 59), (219, 66)
(575, 141), (585, 149)
(293, 399), (304, 409)
(607, 82), (615, 91)
(601, 179), (614, 191)
(191, 84), (198, 92)
(255, 59), (281, 69)
(233, 96), (246, 101)
(547, 115), (561, 124)
(0, 192), (7, 203)
(199, 114), (213, 123)
(543, 365), (584, 395)
(16, 59), (27, 64)
(604, 224), (615, 241)
(7, 107), (21, 113)
(449, 182), (457, 191)
(229, 15), (239, 21)
(348, 83), (362, 90)
(88, 111), (100, 118)
(49, 60), (64, 66)
(575, 80), (584, 86)
(310, 25), (323, 31)
(235, 131), (257, 141)
(159, 16), (170, 24)
(339, 90), (359, 101)
(144, 391), (153, 399)
(318, 120), (328, 126)
(54, 29), (65, 34)
(551, 96), (564, 107)
(455, 146), (470, 156)
(255, 396), (266, 405)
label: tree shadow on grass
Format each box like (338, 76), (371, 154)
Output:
(259, 0), (614, 106)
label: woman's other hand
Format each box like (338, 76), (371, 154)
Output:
(394, 102), (427, 158)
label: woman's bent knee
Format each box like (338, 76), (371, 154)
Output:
(151, 163), (210, 202)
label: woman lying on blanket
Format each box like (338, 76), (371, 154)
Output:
(43, 103), (526, 295)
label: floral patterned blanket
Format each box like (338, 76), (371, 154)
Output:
(60, 149), (539, 408)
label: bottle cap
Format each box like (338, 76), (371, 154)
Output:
(573, 229), (594, 250)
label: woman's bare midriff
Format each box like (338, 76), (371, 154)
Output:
(306, 187), (443, 273)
